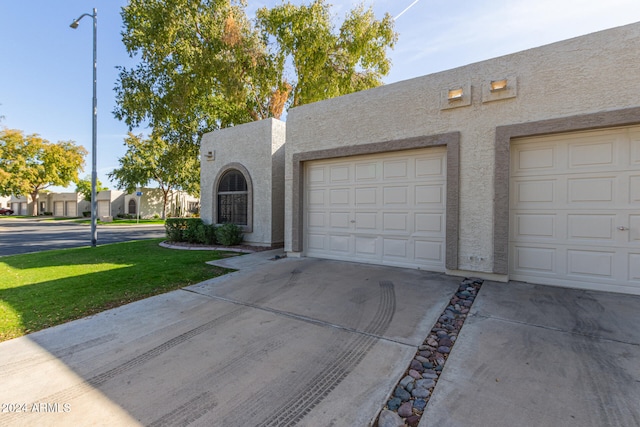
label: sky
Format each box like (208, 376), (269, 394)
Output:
(1, 0), (639, 192)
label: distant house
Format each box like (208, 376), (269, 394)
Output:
(201, 23), (640, 296)
(123, 188), (199, 219)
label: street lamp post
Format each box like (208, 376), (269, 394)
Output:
(70, 8), (98, 247)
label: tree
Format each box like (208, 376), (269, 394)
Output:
(75, 176), (108, 202)
(0, 129), (87, 216)
(114, 0), (396, 144)
(256, 1), (397, 107)
(108, 132), (199, 219)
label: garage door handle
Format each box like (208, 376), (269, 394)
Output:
(617, 226), (629, 231)
(350, 220), (356, 223)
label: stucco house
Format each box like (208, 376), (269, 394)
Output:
(123, 188), (199, 219)
(201, 22), (640, 296)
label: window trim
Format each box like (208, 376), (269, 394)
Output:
(213, 163), (253, 233)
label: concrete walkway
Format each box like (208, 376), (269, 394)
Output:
(420, 281), (640, 427)
(0, 252), (460, 426)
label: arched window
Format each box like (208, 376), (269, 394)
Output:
(217, 169), (248, 225)
(128, 199), (137, 215)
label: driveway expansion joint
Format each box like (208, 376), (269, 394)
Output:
(180, 287), (416, 347)
(471, 313), (640, 347)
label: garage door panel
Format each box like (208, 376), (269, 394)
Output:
(329, 189), (350, 205)
(630, 176), (640, 203)
(383, 213), (408, 232)
(330, 165), (350, 182)
(630, 215), (640, 243)
(355, 187), (377, 205)
(383, 186), (408, 204)
(355, 163), (377, 181)
(309, 167), (325, 183)
(516, 146), (556, 171)
(415, 241), (443, 263)
(309, 190), (325, 205)
(307, 234), (325, 250)
(329, 235), (350, 252)
(567, 214), (615, 240)
(416, 185), (443, 205)
(307, 212), (325, 228)
(415, 213), (443, 234)
(515, 180), (555, 204)
(513, 246), (556, 273)
(568, 177), (614, 203)
(383, 160), (409, 179)
(515, 214), (556, 239)
(355, 236), (378, 255)
(630, 135), (640, 164)
(383, 239), (407, 257)
(511, 126), (639, 294)
(416, 157), (444, 177)
(305, 147), (446, 271)
(629, 254), (640, 282)
(568, 141), (615, 168)
(330, 212), (350, 228)
(567, 250), (614, 278)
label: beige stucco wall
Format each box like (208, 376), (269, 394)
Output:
(201, 118), (286, 246)
(284, 22), (640, 275)
(122, 189), (196, 219)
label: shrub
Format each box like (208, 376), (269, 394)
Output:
(165, 218), (217, 245)
(82, 211), (91, 217)
(215, 223), (243, 246)
(183, 219), (205, 243)
(203, 224), (217, 245)
(165, 218), (190, 242)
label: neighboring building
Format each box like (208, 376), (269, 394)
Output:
(9, 195), (30, 215)
(207, 22), (639, 295)
(123, 188), (199, 219)
(95, 190), (125, 219)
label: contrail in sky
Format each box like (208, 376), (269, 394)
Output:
(394, 0), (422, 20)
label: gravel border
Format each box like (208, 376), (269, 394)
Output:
(377, 277), (484, 427)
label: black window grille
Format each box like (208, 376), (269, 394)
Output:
(217, 170), (248, 225)
(128, 199), (137, 215)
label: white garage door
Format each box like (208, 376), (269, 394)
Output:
(510, 126), (640, 295)
(53, 202), (64, 217)
(305, 147), (447, 270)
(65, 201), (77, 217)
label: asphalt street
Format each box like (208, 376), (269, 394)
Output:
(0, 218), (165, 256)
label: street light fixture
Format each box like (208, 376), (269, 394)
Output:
(70, 8), (98, 247)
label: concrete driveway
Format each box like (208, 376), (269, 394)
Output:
(421, 281), (640, 427)
(0, 251), (460, 426)
(2, 250), (639, 427)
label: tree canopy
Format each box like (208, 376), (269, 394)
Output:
(0, 129), (87, 216)
(114, 0), (397, 145)
(75, 176), (108, 202)
(108, 132), (199, 219)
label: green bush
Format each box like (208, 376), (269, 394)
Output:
(165, 218), (217, 245)
(165, 218), (190, 242)
(203, 224), (217, 245)
(183, 219), (205, 243)
(215, 223), (243, 246)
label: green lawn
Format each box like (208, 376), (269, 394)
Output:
(0, 239), (232, 342)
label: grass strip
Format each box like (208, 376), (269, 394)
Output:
(0, 239), (231, 342)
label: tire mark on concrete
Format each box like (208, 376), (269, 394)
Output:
(146, 338), (286, 426)
(0, 266), (307, 426)
(0, 334), (117, 377)
(148, 391), (216, 427)
(252, 280), (396, 427)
